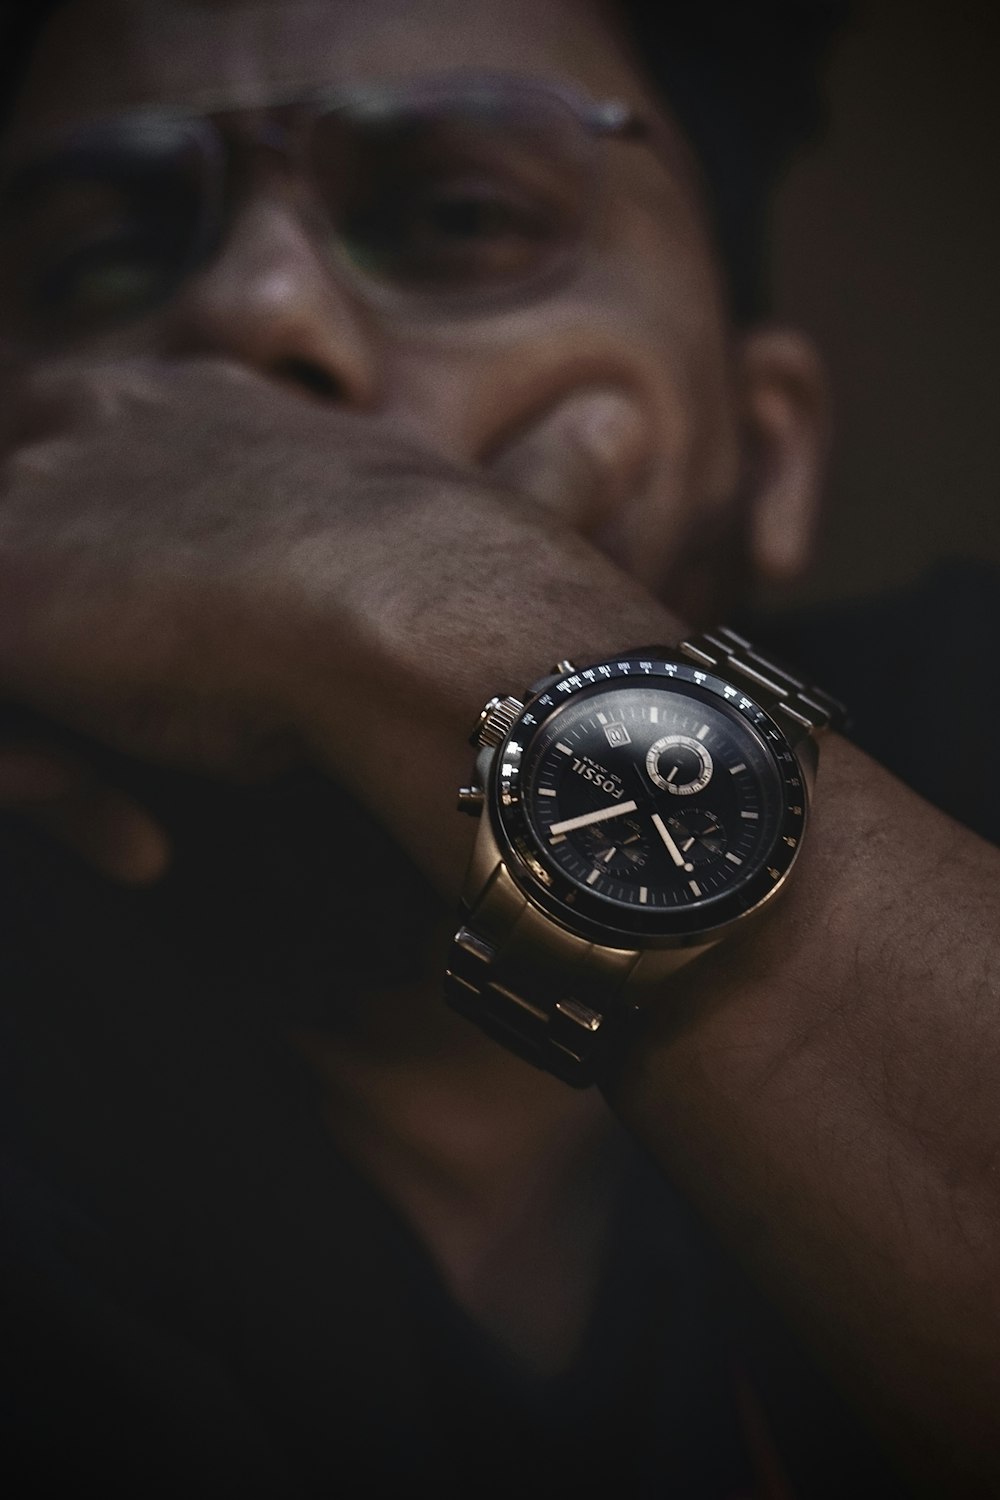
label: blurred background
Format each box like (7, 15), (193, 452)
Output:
(768, 0), (999, 606)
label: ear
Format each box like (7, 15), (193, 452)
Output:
(737, 328), (830, 583)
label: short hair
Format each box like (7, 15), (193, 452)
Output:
(615, 0), (850, 316)
(0, 0), (850, 320)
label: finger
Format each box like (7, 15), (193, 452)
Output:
(0, 355), (114, 454)
(0, 747), (172, 885)
(31, 783), (172, 886)
(0, 746), (78, 801)
(0, 354), (182, 456)
(483, 386), (649, 530)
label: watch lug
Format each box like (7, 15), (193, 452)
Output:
(474, 743), (496, 785)
(524, 660), (576, 698)
(628, 939), (719, 991)
(461, 796), (505, 909)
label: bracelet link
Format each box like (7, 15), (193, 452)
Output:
(680, 627), (846, 738)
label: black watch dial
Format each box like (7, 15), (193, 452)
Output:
(494, 660), (806, 940)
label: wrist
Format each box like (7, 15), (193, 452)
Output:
(444, 629), (838, 1084)
(286, 492), (690, 896)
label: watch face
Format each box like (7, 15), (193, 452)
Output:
(493, 658), (807, 942)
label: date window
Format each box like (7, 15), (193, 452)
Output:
(603, 722), (631, 749)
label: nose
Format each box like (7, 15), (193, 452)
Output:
(163, 194), (380, 405)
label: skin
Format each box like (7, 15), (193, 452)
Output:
(0, 1), (998, 1492)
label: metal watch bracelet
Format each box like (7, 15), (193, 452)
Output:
(444, 627), (845, 1087)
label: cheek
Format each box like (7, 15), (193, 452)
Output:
(377, 221), (742, 588)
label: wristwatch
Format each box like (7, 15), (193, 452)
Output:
(444, 627), (845, 1086)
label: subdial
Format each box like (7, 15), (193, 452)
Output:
(580, 815), (650, 876)
(665, 809), (727, 864)
(645, 733), (713, 796)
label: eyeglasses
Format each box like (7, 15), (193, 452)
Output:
(0, 72), (646, 347)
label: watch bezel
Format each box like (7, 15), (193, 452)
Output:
(488, 655), (808, 947)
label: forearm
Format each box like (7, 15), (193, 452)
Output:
(607, 733), (1000, 1492)
(310, 537), (1000, 1488)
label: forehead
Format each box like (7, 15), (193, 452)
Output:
(10, 0), (656, 133)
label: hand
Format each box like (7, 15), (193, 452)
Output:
(0, 356), (681, 894)
(0, 735), (169, 883)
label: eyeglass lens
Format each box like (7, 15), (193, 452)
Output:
(0, 85), (596, 344)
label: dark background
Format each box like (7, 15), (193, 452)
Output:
(767, 0), (999, 607)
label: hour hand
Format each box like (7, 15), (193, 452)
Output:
(548, 799), (639, 836)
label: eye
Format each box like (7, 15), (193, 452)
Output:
(21, 218), (179, 334)
(351, 172), (560, 281)
(336, 168), (578, 295)
(311, 104), (586, 298)
(407, 177), (547, 241)
(0, 133), (207, 340)
(36, 235), (174, 324)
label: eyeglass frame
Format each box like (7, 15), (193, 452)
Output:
(0, 70), (651, 338)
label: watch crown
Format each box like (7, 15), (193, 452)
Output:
(472, 695), (524, 749)
(553, 659), (576, 676)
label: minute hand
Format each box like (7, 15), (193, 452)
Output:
(548, 800), (639, 836)
(651, 811), (690, 869)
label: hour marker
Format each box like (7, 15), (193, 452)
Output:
(740, 811), (759, 820)
(538, 788), (557, 796)
(596, 712), (608, 724)
(639, 886), (648, 903)
(550, 834), (567, 845)
(556, 742), (573, 755)
(729, 763), (747, 775)
(696, 724), (710, 740)
(725, 852), (743, 865)
(586, 868), (601, 885)
(649, 706), (659, 723)
(688, 879), (702, 897)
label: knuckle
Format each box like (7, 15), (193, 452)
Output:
(23, 356), (165, 426)
(2, 437), (71, 483)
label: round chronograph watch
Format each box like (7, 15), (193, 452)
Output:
(445, 627), (845, 1086)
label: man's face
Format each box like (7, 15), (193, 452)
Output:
(0, 0), (766, 621)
